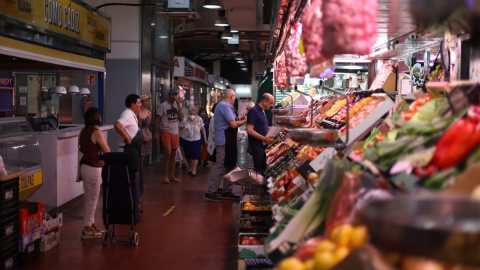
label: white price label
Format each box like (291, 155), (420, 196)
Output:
(292, 175), (305, 186)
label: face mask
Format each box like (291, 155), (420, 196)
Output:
(189, 115), (195, 120)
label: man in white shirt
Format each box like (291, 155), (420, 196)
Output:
(154, 88), (184, 184)
(114, 94), (143, 196)
(115, 94), (141, 147)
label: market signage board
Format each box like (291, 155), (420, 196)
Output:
(0, 0), (111, 51)
(173, 56), (206, 83)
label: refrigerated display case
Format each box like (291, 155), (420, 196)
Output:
(0, 117), (43, 200)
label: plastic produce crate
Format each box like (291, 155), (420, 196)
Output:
(244, 259), (274, 270)
(0, 178), (19, 211)
(243, 184), (268, 196)
(19, 239), (40, 268)
(0, 241), (19, 270)
(0, 208), (19, 243)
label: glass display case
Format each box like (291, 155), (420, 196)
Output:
(0, 117), (43, 200)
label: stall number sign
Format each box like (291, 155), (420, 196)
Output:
(85, 75), (95, 85)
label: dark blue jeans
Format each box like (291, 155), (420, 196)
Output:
(249, 143), (266, 177)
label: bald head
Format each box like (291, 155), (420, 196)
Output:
(224, 89), (236, 105)
(260, 93), (275, 110)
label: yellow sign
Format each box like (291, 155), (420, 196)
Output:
(0, 0), (110, 50)
(19, 171), (43, 200)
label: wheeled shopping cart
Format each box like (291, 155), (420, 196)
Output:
(99, 152), (140, 246)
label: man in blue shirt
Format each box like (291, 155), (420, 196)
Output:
(205, 89), (247, 202)
(246, 93), (275, 176)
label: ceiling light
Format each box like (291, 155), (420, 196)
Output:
(241, 68), (248, 71)
(79, 87), (90, 95)
(232, 51), (241, 55)
(214, 10), (229, 27)
(67, 85), (79, 94)
(158, 35), (169, 39)
(221, 26), (232, 39)
(203, 0), (222, 9)
(52, 86), (66, 96)
(234, 55), (242, 60)
(237, 60), (245, 63)
(231, 29), (239, 33)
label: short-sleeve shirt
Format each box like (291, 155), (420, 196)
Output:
(247, 104), (268, 148)
(117, 108), (139, 147)
(157, 101), (180, 135)
(214, 100), (236, 146)
(179, 116), (204, 141)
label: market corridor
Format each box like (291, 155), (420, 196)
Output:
(21, 140), (251, 270)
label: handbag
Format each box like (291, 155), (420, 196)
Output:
(141, 128), (152, 143)
(200, 144), (208, 160)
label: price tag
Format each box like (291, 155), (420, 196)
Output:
(292, 175), (305, 186)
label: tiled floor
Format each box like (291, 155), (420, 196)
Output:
(22, 140), (251, 270)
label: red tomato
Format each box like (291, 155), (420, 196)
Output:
(250, 240), (260, 245)
(354, 150), (363, 155)
(241, 239), (251, 245)
(403, 111), (414, 121)
(314, 148), (323, 154)
(248, 236), (256, 241)
(375, 134), (385, 142)
(241, 236), (249, 242)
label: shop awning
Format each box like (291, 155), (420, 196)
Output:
(0, 36), (105, 72)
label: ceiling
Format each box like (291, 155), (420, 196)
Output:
(165, 0), (454, 74)
(170, 0), (272, 67)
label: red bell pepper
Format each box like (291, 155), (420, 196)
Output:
(432, 118), (480, 169)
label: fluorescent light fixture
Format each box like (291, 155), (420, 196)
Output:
(203, 0), (222, 9)
(67, 85), (79, 94)
(241, 68), (248, 71)
(158, 35), (169, 39)
(214, 10), (229, 26)
(232, 51), (241, 55)
(231, 29), (239, 33)
(333, 57), (371, 63)
(237, 60), (245, 63)
(151, 22), (156, 26)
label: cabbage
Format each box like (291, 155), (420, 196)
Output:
(409, 98), (449, 123)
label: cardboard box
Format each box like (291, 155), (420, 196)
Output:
(19, 225), (44, 252)
(40, 231), (60, 253)
(19, 201), (44, 235)
(238, 233), (269, 259)
(43, 212), (63, 234)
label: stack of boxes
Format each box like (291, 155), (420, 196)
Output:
(18, 201), (44, 267)
(0, 177), (20, 270)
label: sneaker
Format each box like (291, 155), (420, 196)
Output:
(81, 227), (102, 239)
(220, 191), (240, 200)
(91, 223), (105, 233)
(204, 193), (223, 202)
(216, 188), (223, 194)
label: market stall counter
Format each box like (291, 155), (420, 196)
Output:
(27, 123), (113, 210)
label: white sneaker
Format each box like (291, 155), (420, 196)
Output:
(91, 223), (105, 233)
(81, 227), (102, 239)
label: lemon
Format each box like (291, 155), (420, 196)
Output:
(350, 226), (368, 249)
(314, 251), (335, 270)
(314, 240), (336, 254)
(332, 246), (349, 265)
(304, 259), (315, 270)
(332, 224), (353, 247)
(278, 257), (305, 270)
